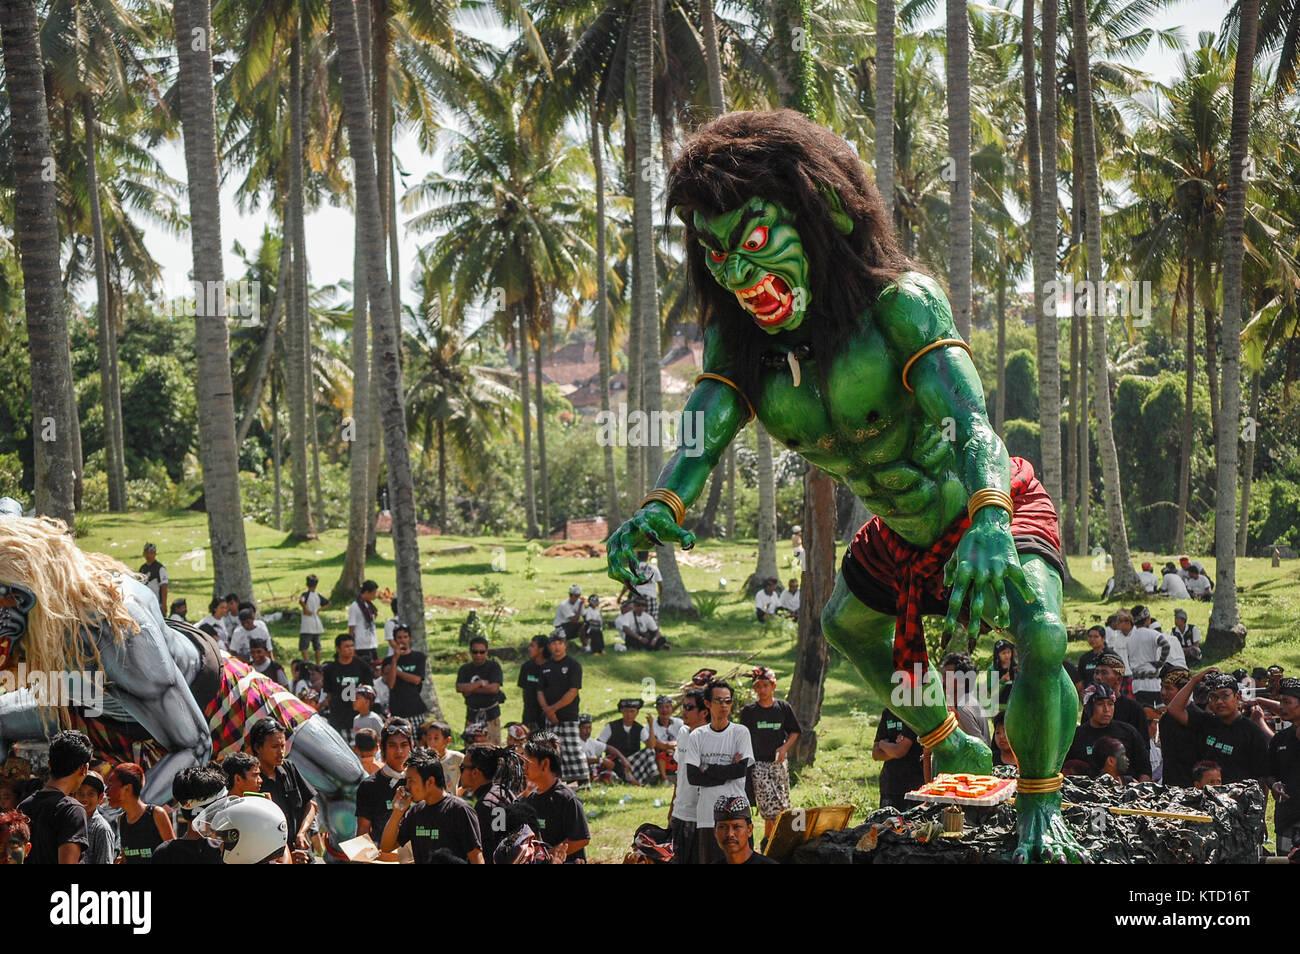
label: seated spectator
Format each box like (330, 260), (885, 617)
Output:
(1268, 677), (1300, 855)
(1159, 562), (1191, 599)
(0, 810), (31, 865)
(221, 752), (262, 797)
(1066, 682), (1152, 781)
(597, 699), (659, 786)
(231, 606), (270, 661)
(1166, 669), (1270, 787)
(419, 721), (464, 794)
(152, 766), (226, 864)
(460, 744), (524, 861)
(355, 719), (414, 841)
(1169, 608), (1201, 664)
(1090, 736), (1134, 783)
(19, 731), (91, 864)
(712, 796), (777, 865)
(1191, 760), (1222, 789)
(249, 638), (289, 687)
(754, 578), (781, 622)
(1185, 566), (1212, 600)
(250, 718), (316, 852)
(647, 694), (686, 780)
(522, 734), (590, 862)
(553, 585), (585, 643)
(1130, 604), (1163, 633)
(1136, 562), (1158, 593)
(582, 594), (605, 654)
(74, 770), (116, 865)
(578, 715), (611, 780)
(353, 728), (384, 775)
(107, 763), (174, 864)
(380, 751), (484, 864)
(351, 685), (384, 743)
(619, 596), (670, 650)
(1093, 654), (1149, 739)
(616, 550), (662, 620)
(992, 711), (1018, 770)
(873, 706), (922, 809)
(777, 578), (800, 620)
(197, 597), (227, 641)
(168, 598), (189, 622)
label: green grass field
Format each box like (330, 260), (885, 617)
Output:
(78, 511), (1300, 862)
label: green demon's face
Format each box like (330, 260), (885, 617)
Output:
(693, 198), (810, 334)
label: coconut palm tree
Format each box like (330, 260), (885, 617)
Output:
(1, 0), (78, 523)
(947, 0), (972, 342)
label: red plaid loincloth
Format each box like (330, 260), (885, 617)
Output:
(205, 656), (318, 760)
(842, 457), (1062, 678)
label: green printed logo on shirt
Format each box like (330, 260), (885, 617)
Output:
(415, 827), (441, 839)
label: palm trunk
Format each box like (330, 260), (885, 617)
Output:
(635, 0), (695, 618)
(172, 0), (252, 596)
(517, 310), (539, 537)
(1238, 370), (1260, 554)
(437, 417), (447, 530)
(1077, 283), (1090, 556)
(363, 1), (382, 561)
(995, 247), (1007, 436)
(694, 464), (725, 538)
(1176, 260), (1194, 552)
(82, 93), (126, 512)
(591, 98), (620, 523)
(1064, 261), (1077, 550)
(2, 0), (76, 524)
(534, 336), (551, 534)
(700, 0), (725, 116)
(724, 444), (736, 537)
(1210, 0), (1257, 640)
(876, 0), (895, 225)
(272, 372), (283, 530)
(946, 0), (972, 341)
(755, 423), (780, 581)
(788, 464), (834, 767)
(331, 0), (438, 718)
(1071, 0), (1137, 593)
(236, 230), (290, 446)
(625, 120), (643, 516)
(287, 32), (316, 539)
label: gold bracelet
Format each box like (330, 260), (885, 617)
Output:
(917, 712), (958, 750)
(695, 373), (756, 424)
(641, 489), (685, 526)
(967, 488), (1014, 523)
(901, 338), (974, 393)
(1016, 774), (1064, 795)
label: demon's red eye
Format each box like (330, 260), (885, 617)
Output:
(709, 248), (727, 263)
(742, 226), (769, 251)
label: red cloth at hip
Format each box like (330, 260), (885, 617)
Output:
(845, 457), (1061, 678)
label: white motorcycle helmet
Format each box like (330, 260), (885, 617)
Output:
(195, 795), (289, 864)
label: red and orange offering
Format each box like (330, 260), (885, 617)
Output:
(905, 773), (1017, 807)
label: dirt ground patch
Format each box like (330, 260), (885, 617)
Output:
(543, 541), (606, 558)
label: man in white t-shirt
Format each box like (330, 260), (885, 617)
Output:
(231, 607), (270, 661)
(1160, 562), (1191, 599)
(197, 597), (227, 643)
(1136, 562), (1158, 593)
(754, 578), (781, 622)
(778, 578), (800, 619)
(578, 715), (609, 779)
(1114, 608), (1176, 705)
(348, 580), (381, 664)
(553, 585), (585, 643)
(581, 595), (604, 654)
(685, 679), (754, 864)
(668, 686), (709, 864)
(618, 551), (662, 619)
(298, 574), (330, 664)
(1185, 566), (1212, 600)
(1170, 607), (1201, 663)
(220, 593), (241, 644)
(618, 596), (669, 650)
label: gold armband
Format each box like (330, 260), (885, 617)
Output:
(641, 489), (685, 526)
(917, 712), (959, 750)
(1016, 774), (1064, 795)
(967, 488), (1014, 523)
(901, 338), (974, 393)
(694, 373), (756, 424)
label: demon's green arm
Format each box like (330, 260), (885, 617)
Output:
(877, 274), (1033, 636)
(606, 323), (749, 588)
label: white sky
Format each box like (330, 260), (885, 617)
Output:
(125, 0), (1236, 320)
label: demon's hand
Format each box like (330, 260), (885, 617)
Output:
(943, 510), (1033, 643)
(606, 503), (696, 588)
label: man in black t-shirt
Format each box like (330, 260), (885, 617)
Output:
(1158, 667), (1201, 786)
(1076, 626), (1110, 689)
(1268, 678), (1300, 854)
(522, 734), (589, 862)
(382, 622), (428, 723)
(711, 795), (777, 865)
(355, 719), (415, 842)
(381, 752), (484, 863)
(873, 707), (923, 807)
(738, 667), (801, 842)
(538, 632), (587, 783)
(457, 636), (505, 743)
(1166, 669), (1270, 786)
(323, 634), (373, 734)
(1066, 682), (1152, 780)
(1093, 654), (1149, 740)
(517, 635), (548, 729)
(152, 766), (225, 865)
(250, 718), (317, 851)
(17, 730), (91, 864)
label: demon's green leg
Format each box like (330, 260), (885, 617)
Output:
(1004, 554), (1088, 863)
(822, 574), (992, 779)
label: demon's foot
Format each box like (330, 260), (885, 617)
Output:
(931, 728), (992, 776)
(1013, 792), (1090, 864)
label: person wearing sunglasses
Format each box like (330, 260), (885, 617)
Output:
(668, 687), (710, 863)
(684, 680), (754, 864)
(1166, 669), (1271, 790)
(457, 636), (504, 744)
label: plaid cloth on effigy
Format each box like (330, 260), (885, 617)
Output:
(204, 654), (318, 760)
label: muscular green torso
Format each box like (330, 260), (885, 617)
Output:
(738, 277), (967, 547)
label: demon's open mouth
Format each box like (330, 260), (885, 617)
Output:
(734, 274), (795, 326)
